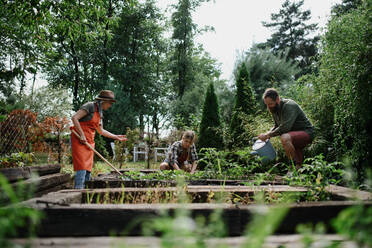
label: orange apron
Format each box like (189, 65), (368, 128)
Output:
(70, 106), (100, 172)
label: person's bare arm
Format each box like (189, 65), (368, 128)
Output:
(258, 133), (270, 141)
(71, 109), (88, 143)
(190, 161), (197, 174)
(97, 125), (127, 142)
(172, 163), (181, 170)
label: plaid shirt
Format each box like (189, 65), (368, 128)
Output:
(167, 140), (198, 166)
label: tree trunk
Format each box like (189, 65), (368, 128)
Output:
(139, 114), (144, 139)
(71, 41), (80, 111)
(102, 0), (113, 82)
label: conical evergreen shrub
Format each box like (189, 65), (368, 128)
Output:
(198, 82), (224, 150)
(229, 62), (256, 149)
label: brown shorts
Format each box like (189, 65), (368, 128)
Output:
(288, 131), (311, 150)
(288, 131), (311, 166)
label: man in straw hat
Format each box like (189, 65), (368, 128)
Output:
(70, 90), (127, 189)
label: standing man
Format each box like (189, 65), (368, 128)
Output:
(258, 88), (314, 169)
(71, 90), (127, 189)
(160, 130), (198, 174)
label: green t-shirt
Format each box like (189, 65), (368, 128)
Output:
(268, 98), (315, 140)
(78, 102), (103, 123)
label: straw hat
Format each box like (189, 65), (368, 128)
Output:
(95, 90), (116, 102)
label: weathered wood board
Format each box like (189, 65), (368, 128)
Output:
(0, 164), (61, 182)
(25, 201), (372, 237)
(10, 234), (359, 248)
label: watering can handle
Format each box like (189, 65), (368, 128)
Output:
(252, 136), (270, 143)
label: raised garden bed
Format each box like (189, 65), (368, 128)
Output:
(0, 164), (62, 182)
(0, 164), (71, 202)
(79, 186), (314, 204)
(19, 184), (372, 237)
(25, 200), (372, 237)
(14, 173), (71, 197)
(88, 171), (285, 188)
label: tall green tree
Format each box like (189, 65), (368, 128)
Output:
(214, 79), (235, 128)
(170, 0), (196, 99)
(169, 0), (211, 127)
(229, 62), (256, 149)
(315, 2), (372, 177)
(331, 0), (363, 16)
(43, 0), (123, 110)
(170, 46), (224, 130)
(105, 0), (168, 135)
(260, 0), (319, 76)
(0, 0), (51, 96)
(244, 45), (300, 101)
(198, 83), (223, 150)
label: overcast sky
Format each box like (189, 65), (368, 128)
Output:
(157, 0), (342, 83)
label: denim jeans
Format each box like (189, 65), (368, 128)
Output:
(74, 170), (91, 189)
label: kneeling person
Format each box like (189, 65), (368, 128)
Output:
(160, 130), (198, 174)
(258, 88), (314, 169)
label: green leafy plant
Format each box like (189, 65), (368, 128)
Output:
(114, 127), (140, 168)
(286, 154), (344, 187)
(332, 205), (372, 247)
(243, 205), (289, 248)
(0, 152), (34, 168)
(300, 154), (344, 185)
(284, 154), (344, 201)
(141, 178), (227, 248)
(296, 222), (327, 248)
(0, 174), (42, 247)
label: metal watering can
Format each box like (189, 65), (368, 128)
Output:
(250, 137), (276, 164)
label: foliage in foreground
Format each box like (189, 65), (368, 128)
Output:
(142, 181), (228, 248)
(333, 204), (372, 247)
(0, 174), (42, 247)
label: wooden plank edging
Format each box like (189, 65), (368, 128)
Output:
(10, 234), (357, 248)
(0, 164), (61, 182)
(325, 185), (372, 201)
(59, 185), (308, 194)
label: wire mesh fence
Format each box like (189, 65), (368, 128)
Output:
(0, 110), (38, 155)
(1, 110), (72, 165)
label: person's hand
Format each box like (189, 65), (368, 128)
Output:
(116, 135), (127, 142)
(172, 164), (181, 171)
(258, 133), (269, 141)
(79, 135), (87, 144)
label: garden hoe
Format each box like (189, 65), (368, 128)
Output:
(71, 129), (123, 176)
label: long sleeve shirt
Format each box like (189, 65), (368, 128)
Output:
(267, 98), (315, 140)
(167, 140), (198, 166)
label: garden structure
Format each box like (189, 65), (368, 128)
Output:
(1, 108), (369, 247)
(8, 167), (372, 247)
